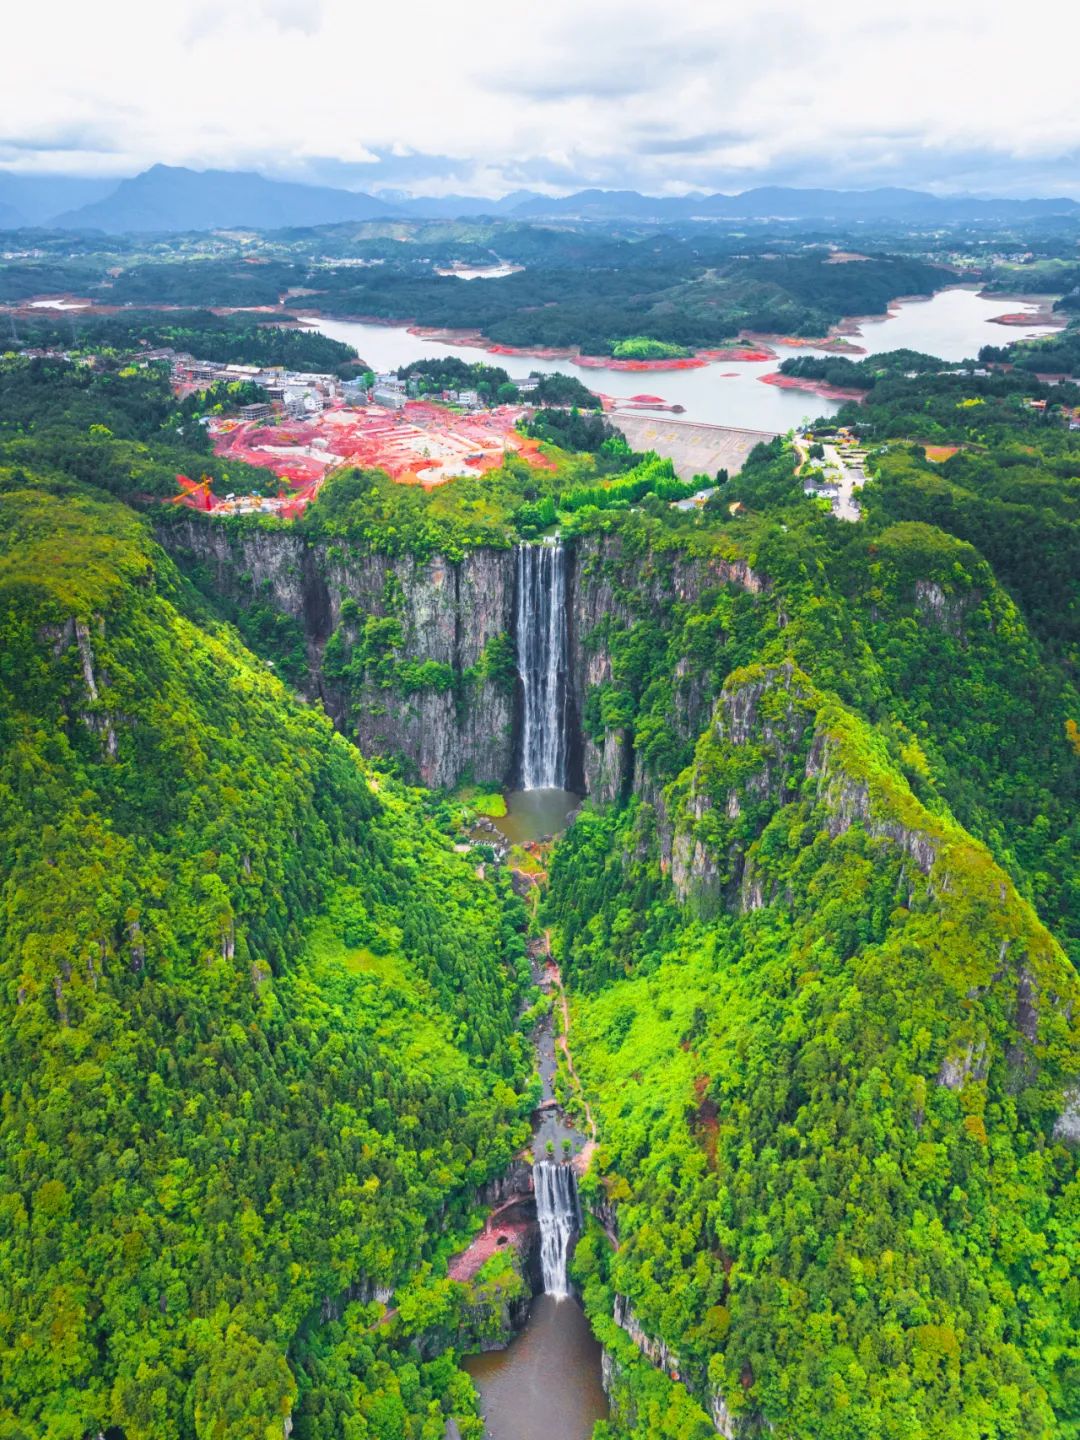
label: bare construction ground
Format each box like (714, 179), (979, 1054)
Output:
(610, 412), (777, 480)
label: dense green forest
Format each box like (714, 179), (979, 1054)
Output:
(0, 226), (950, 354)
(0, 470), (534, 1437)
(2, 319), (1080, 1440)
(0, 354), (280, 498)
(980, 320), (1080, 378)
(557, 683), (1079, 1438)
(777, 348), (953, 391)
(6, 309), (365, 374)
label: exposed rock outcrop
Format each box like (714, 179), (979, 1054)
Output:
(570, 533), (765, 804)
(613, 1293), (682, 1380)
(160, 520), (765, 798)
(913, 578), (980, 635)
(40, 614), (119, 757)
(160, 519), (516, 788)
(1053, 1086), (1080, 1145)
(937, 1037), (989, 1091)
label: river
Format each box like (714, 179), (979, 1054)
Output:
(307, 287), (1058, 431)
(461, 944), (605, 1439)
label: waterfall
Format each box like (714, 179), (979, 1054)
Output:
(534, 1160), (581, 1299)
(516, 541), (570, 790)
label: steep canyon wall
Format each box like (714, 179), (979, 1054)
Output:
(158, 518), (763, 796)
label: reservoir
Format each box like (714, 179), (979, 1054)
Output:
(307, 288), (1058, 431)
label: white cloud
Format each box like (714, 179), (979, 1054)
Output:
(2, 0), (1079, 194)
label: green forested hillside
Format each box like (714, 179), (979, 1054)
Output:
(541, 370), (1080, 1437)
(555, 664), (1080, 1438)
(0, 354), (280, 498)
(0, 482), (529, 1437)
(7, 310), (365, 375)
(2, 344), (1079, 1440)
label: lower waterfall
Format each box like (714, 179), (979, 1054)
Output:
(516, 541), (570, 790)
(534, 1160), (581, 1299)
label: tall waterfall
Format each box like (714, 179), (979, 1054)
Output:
(534, 1161), (581, 1299)
(516, 541), (570, 790)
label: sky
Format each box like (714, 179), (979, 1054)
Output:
(3, 0), (1080, 198)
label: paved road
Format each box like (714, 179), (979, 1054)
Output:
(822, 442), (865, 521)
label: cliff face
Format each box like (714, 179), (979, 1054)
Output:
(161, 518), (516, 789)
(159, 519), (766, 797)
(570, 532), (765, 805)
(322, 546), (516, 789)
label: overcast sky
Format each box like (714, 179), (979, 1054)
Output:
(4, 0), (1080, 197)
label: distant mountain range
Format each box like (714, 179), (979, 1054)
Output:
(48, 165), (390, 232)
(511, 185), (1080, 224)
(0, 174), (117, 227)
(1, 165), (1078, 233)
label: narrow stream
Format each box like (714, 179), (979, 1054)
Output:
(461, 553), (609, 1435)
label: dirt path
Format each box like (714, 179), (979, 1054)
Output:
(538, 930), (598, 1166)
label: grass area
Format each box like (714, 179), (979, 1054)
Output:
(304, 917), (413, 989)
(453, 785), (508, 819)
(611, 336), (693, 359)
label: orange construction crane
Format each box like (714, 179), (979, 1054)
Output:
(171, 474), (216, 512)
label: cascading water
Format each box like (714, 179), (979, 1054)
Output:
(516, 541), (570, 790)
(534, 1160), (581, 1300)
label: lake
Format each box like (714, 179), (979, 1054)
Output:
(307, 288), (1058, 431)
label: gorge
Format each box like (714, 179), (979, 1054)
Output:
(5, 30), (1080, 1425)
(7, 340), (1079, 1439)
(158, 518), (758, 811)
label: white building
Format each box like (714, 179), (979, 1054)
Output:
(372, 382), (407, 410)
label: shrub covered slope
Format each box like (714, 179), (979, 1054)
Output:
(0, 481), (529, 1437)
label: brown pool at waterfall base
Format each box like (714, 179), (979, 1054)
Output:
(490, 789), (582, 845)
(463, 1294), (609, 1439)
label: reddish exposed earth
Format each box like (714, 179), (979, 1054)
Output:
(989, 310), (1067, 328)
(759, 372), (866, 403)
(748, 330), (867, 356)
(700, 345), (776, 362)
(448, 1218), (534, 1285)
(207, 399), (550, 506)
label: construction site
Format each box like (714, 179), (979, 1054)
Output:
(188, 398), (550, 515)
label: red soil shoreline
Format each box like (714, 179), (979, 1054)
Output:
(759, 372), (866, 403)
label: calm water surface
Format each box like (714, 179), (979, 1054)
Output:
(490, 788), (581, 845)
(309, 288), (1058, 431)
(463, 1294), (608, 1440)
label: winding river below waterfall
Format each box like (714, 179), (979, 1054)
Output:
(308, 287), (1058, 431)
(460, 566), (606, 1436)
(459, 908), (604, 1438)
